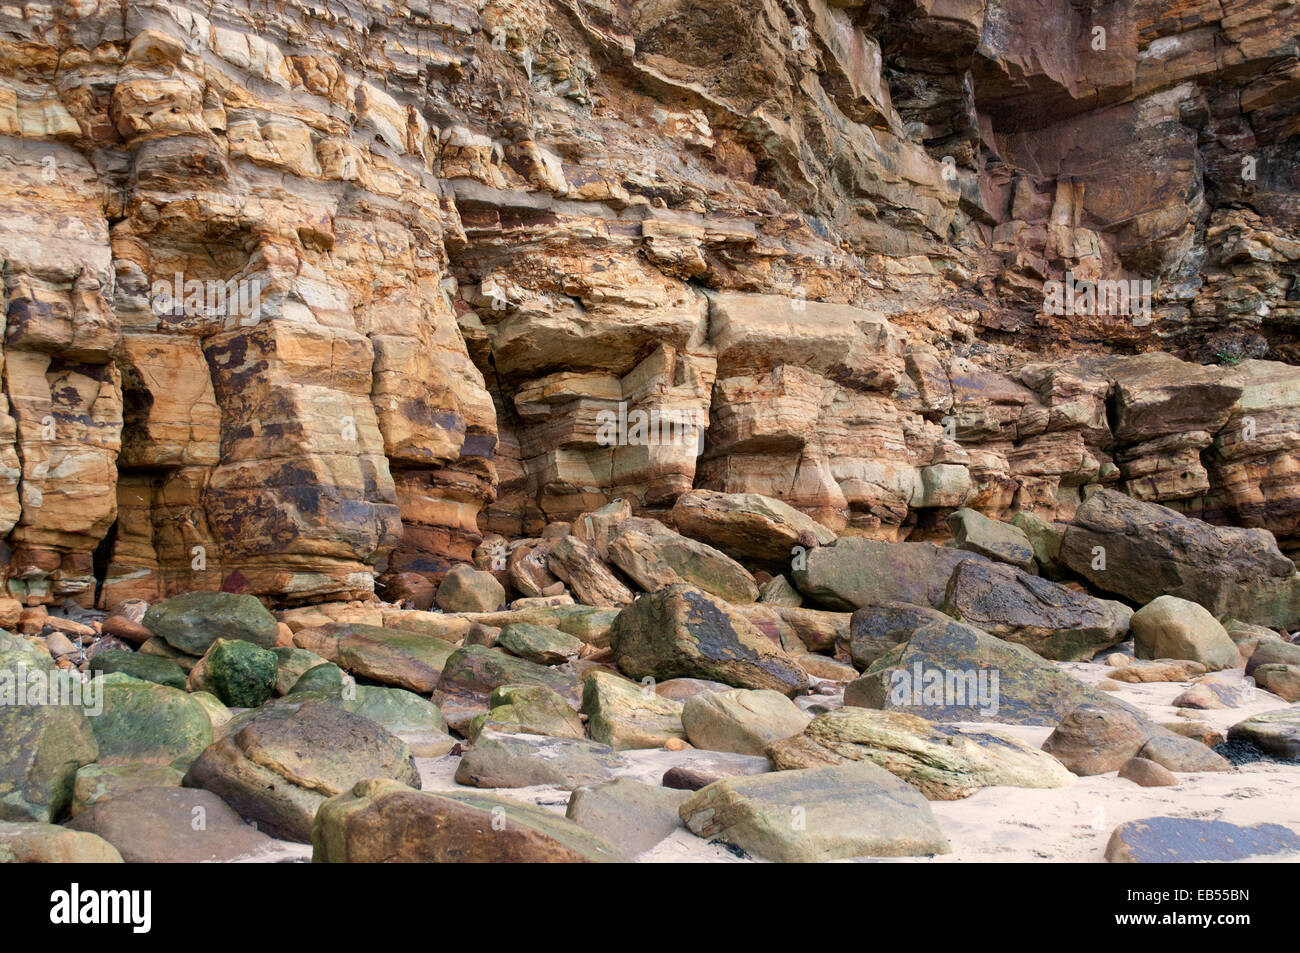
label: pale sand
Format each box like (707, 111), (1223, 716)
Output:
(407, 657), (1300, 863)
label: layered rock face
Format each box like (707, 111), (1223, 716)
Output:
(0, 0), (1296, 607)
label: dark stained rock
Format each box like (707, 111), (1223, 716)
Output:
(609, 585), (809, 696)
(1060, 489), (1300, 627)
(1105, 817), (1300, 863)
(143, 592), (279, 656)
(844, 620), (1135, 725)
(941, 558), (1130, 661)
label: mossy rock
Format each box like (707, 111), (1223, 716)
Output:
(189, 639), (278, 708)
(92, 673), (213, 770)
(89, 650), (186, 689)
(144, 591), (279, 655)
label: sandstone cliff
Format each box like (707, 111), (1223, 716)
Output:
(0, 0), (1296, 608)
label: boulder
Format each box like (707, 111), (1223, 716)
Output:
(142, 591), (279, 655)
(845, 603), (952, 669)
(434, 644), (582, 734)
(582, 670), (686, 750)
(546, 536), (634, 608)
(1130, 596), (1240, 671)
(661, 752), (771, 791)
(845, 620), (1137, 725)
(678, 762), (950, 862)
(680, 689), (810, 756)
(1226, 709), (1300, 759)
(435, 564), (506, 613)
(187, 638), (278, 708)
(609, 585), (809, 695)
(1135, 729), (1233, 773)
(1040, 704), (1150, 775)
(68, 786), (295, 863)
(469, 684), (587, 741)
(1011, 511), (1067, 579)
(941, 559), (1130, 661)
(759, 575), (803, 607)
(454, 731), (630, 789)
(671, 490), (836, 564)
(607, 518), (760, 603)
(1060, 489), (1299, 626)
(1245, 637), (1300, 675)
(1106, 659), (1208, 683)
(948, 508), (1036, 571)
(1253, 663), (1300, 701)
(565, 779), (690, 856)
(768, 708), (1073, 798)
(313, 779), (625, 862)
(289, 662), (347, 695)
(71, 763), (185, 817)
(0, 695), (98, 822)
(0, 820), (122, 863)
(498, 622), (585, 665)
(292, 623), (454, 694)
(792, 538), (979, 610)
(1105, 817), (1300, 863)
(183, 700), (419, 842)
(87, 650), (186, 689)
(272, 646), (329, 695)
(91, 673), (212, 769)
(1117, 757), (1178, 787)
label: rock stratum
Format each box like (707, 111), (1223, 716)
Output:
(0, 0), (1296, 609)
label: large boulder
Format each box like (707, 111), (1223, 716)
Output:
(183, 700), (419, 842)
(607, 518), (760, 603)
(680, 688), (810, 756)
(845, 620), (1136, 725)
(68, 786), (296, 863)
(299, 622), (458, 694)
(469, 684), (587, 741)
(1245, 637), (1300, 675)
(1253, 664), (1300, 701)
(91, 673), (213, 770)
(88, 650), (186, 689)
(582, 670), (686, 750)
(71, 763), (185, 817)
(1105, 817), (1300, 863)
(791, 538), (979, 610)
(142, 592), (279, 655)
(435, 564), (506, 613)
(0, 690), (98, 822)
(0, 820), (122, 863)
(1040, 704), (1151, 775)
(766, 708), (1073, 799)
(313, 779), (625, 862)
(941, 559), (1131, 660)
(1227, 709), (1300, 758)
(845, 603), (952, 669)
(187, 638), (278, 707)
(454, 731), (630, 789)
(1130, 596), (1240, 670)
(678, 761), (950, 862)
(1060, 489), (1300, 625)
(948, 508), (1036, 571)
(434, 644), (582, 734)
(566, 779), (690, 857)
(671, 490), (836, 564)
(498, 622), (584, 665)
(546, 536), (634, 608)
(609, 585), (810, 695)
